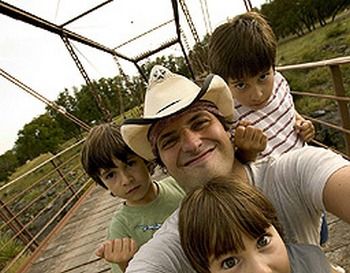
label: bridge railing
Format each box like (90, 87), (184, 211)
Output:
(277, 56), (350, 159)
(0, 139), (92, 272)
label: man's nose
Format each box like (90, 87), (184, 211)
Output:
(180, 128), (202, 153)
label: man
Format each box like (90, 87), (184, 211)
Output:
(121, 65), (350, 273)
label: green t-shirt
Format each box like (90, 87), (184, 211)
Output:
(108, 176), (185, 273)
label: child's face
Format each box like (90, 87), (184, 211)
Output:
(98, 155), (154, 206)
(227, 67), (274, 110)
(209, 225), (290, 273)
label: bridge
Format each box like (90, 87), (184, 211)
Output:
(0, 56), (350, 272)
(1, 0), (350, 272)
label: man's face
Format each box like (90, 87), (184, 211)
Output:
(156, 110), (234, 191)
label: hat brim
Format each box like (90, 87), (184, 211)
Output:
(121, 74), (234, 160)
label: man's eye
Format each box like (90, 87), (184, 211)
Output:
(222, 257), (239, 269)
(235, 82), (246, 90)
(160, 138), (177, 150)
(192, 119), (209, 131)
(257, 234), (271, 248)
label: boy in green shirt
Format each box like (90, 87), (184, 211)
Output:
(81, 122), (185, 272)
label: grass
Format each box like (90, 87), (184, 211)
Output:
(0, 233), (30, 272)
(276, 11), (350, 114)
(9, 153), (53, 181)
(276, 11), (350, 153)
(277, 11), (350, 65)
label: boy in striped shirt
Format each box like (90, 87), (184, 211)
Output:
(208, 11), (315, 160)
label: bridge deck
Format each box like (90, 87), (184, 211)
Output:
(23, 184), (350, 273)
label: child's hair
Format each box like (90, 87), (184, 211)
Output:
(178, 176), (283, 273)
(208, 11), (277, 82)
(81, 122), (138, 189)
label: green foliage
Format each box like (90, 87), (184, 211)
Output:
(0, 151), (18, 183)
(326, 25), (347, 38)
(8, 153), (53, 181)
(0, 233), (29, 271)
(14, 114), (65, 164)
(46, 89), (82, 140)
(260, 0), (350, 39)
(277, 13), (350, 119)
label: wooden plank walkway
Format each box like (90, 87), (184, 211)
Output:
(24, 186), (120, 273)
(22, 183), (350, 273)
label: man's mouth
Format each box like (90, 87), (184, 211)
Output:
(183, 147), (215, 167)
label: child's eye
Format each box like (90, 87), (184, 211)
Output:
(105, 171), (116, 180)
(221, 257), (239, 269)
(126, 159), (136, 167)
(259, 72), (270, 81)
(234, 82), (246, 90)
(257, 234), (271, 248)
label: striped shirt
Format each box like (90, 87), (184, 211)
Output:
(233, 72), (304, 159)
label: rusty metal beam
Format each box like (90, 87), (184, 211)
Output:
(133, 38), (179, 62)
(0, 1), (132, 62)
(60, 0), (114, 27)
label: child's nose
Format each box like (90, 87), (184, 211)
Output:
(251, 86), (263, 99)
(120, 170), (132, 186)
(248, 257), (272, 273)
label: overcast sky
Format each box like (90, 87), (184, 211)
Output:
(0, 0), (267, 155)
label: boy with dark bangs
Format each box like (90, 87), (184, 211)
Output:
(179, 177), (335, 273)
(81, 123), (185, 272)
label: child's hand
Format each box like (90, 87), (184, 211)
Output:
(295, 119), (315, 142)
(234, 121), (267, 162)
(95, 238), (138, 264)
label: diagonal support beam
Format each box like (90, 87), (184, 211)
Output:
(0, 1), (132, 62)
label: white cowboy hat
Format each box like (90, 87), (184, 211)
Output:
(121, 65), (234, 160)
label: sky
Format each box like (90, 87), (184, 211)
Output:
(0, 0), (267, 155)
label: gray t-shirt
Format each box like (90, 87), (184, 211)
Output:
(126, 146), (349, 273)
(246, 145), (347, 244)
(287, 244), (331, 273)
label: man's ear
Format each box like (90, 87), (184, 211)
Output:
(227, 129), (234, 144)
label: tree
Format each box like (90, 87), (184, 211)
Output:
(0, 150), (18, 182)
(46, 88), (82, 140)
(14, 114), (65, 164)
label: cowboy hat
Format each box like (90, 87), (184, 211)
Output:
(121, 65), (234, 160)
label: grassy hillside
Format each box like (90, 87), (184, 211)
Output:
(277, 12), (350, 65)
(277, 10), (350, 108)
(276, 11), (350, 153)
